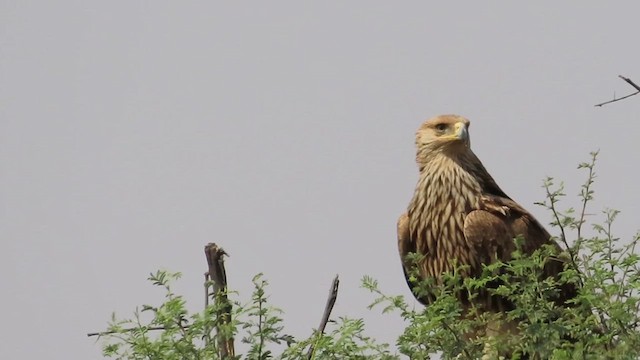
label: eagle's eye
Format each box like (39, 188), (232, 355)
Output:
(434, 123), (447, 132)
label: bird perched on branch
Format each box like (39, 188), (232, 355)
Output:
(397, 115), (576, 327)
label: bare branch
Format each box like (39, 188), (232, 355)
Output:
(87, 326), (171, 337)
(595, 75), (640, 107)
(620, 75), (640, 91)
(307, 274), (340, 360)
(205, 242), (235, 359)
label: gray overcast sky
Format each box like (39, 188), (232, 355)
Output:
(2, 2), (640, 359)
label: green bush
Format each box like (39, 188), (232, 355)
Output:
(94, 152), (640, 359)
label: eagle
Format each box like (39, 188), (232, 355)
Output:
(397, 115), (576, 338)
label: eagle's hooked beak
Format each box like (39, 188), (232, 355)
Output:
(454, 122), (469, 141)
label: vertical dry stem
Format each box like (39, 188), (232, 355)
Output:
(205, 243), (235, 359)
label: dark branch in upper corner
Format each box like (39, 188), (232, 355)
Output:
(595, 75), (640, 107)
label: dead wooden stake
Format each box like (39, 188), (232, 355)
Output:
(205, 243), (235, 359)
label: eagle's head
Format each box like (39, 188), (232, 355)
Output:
(415, 114), (471, 167)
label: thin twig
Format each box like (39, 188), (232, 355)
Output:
(257, 284), (265, 360)
(620, 75), (640, 91)
(205, 243), (235, 359)
(441, 319), (474, 360)
(544, 183), (585, 289)
(575, 152), (598, 269)
(204, 273), (210, 309)
(307, 274), (340, 360)
(203, 272), (212, 348)
(616, 238), (638, 302)
(87, 326), (172, 337)
(595, 75), (640, 107)
(576, 160), (595, 244)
